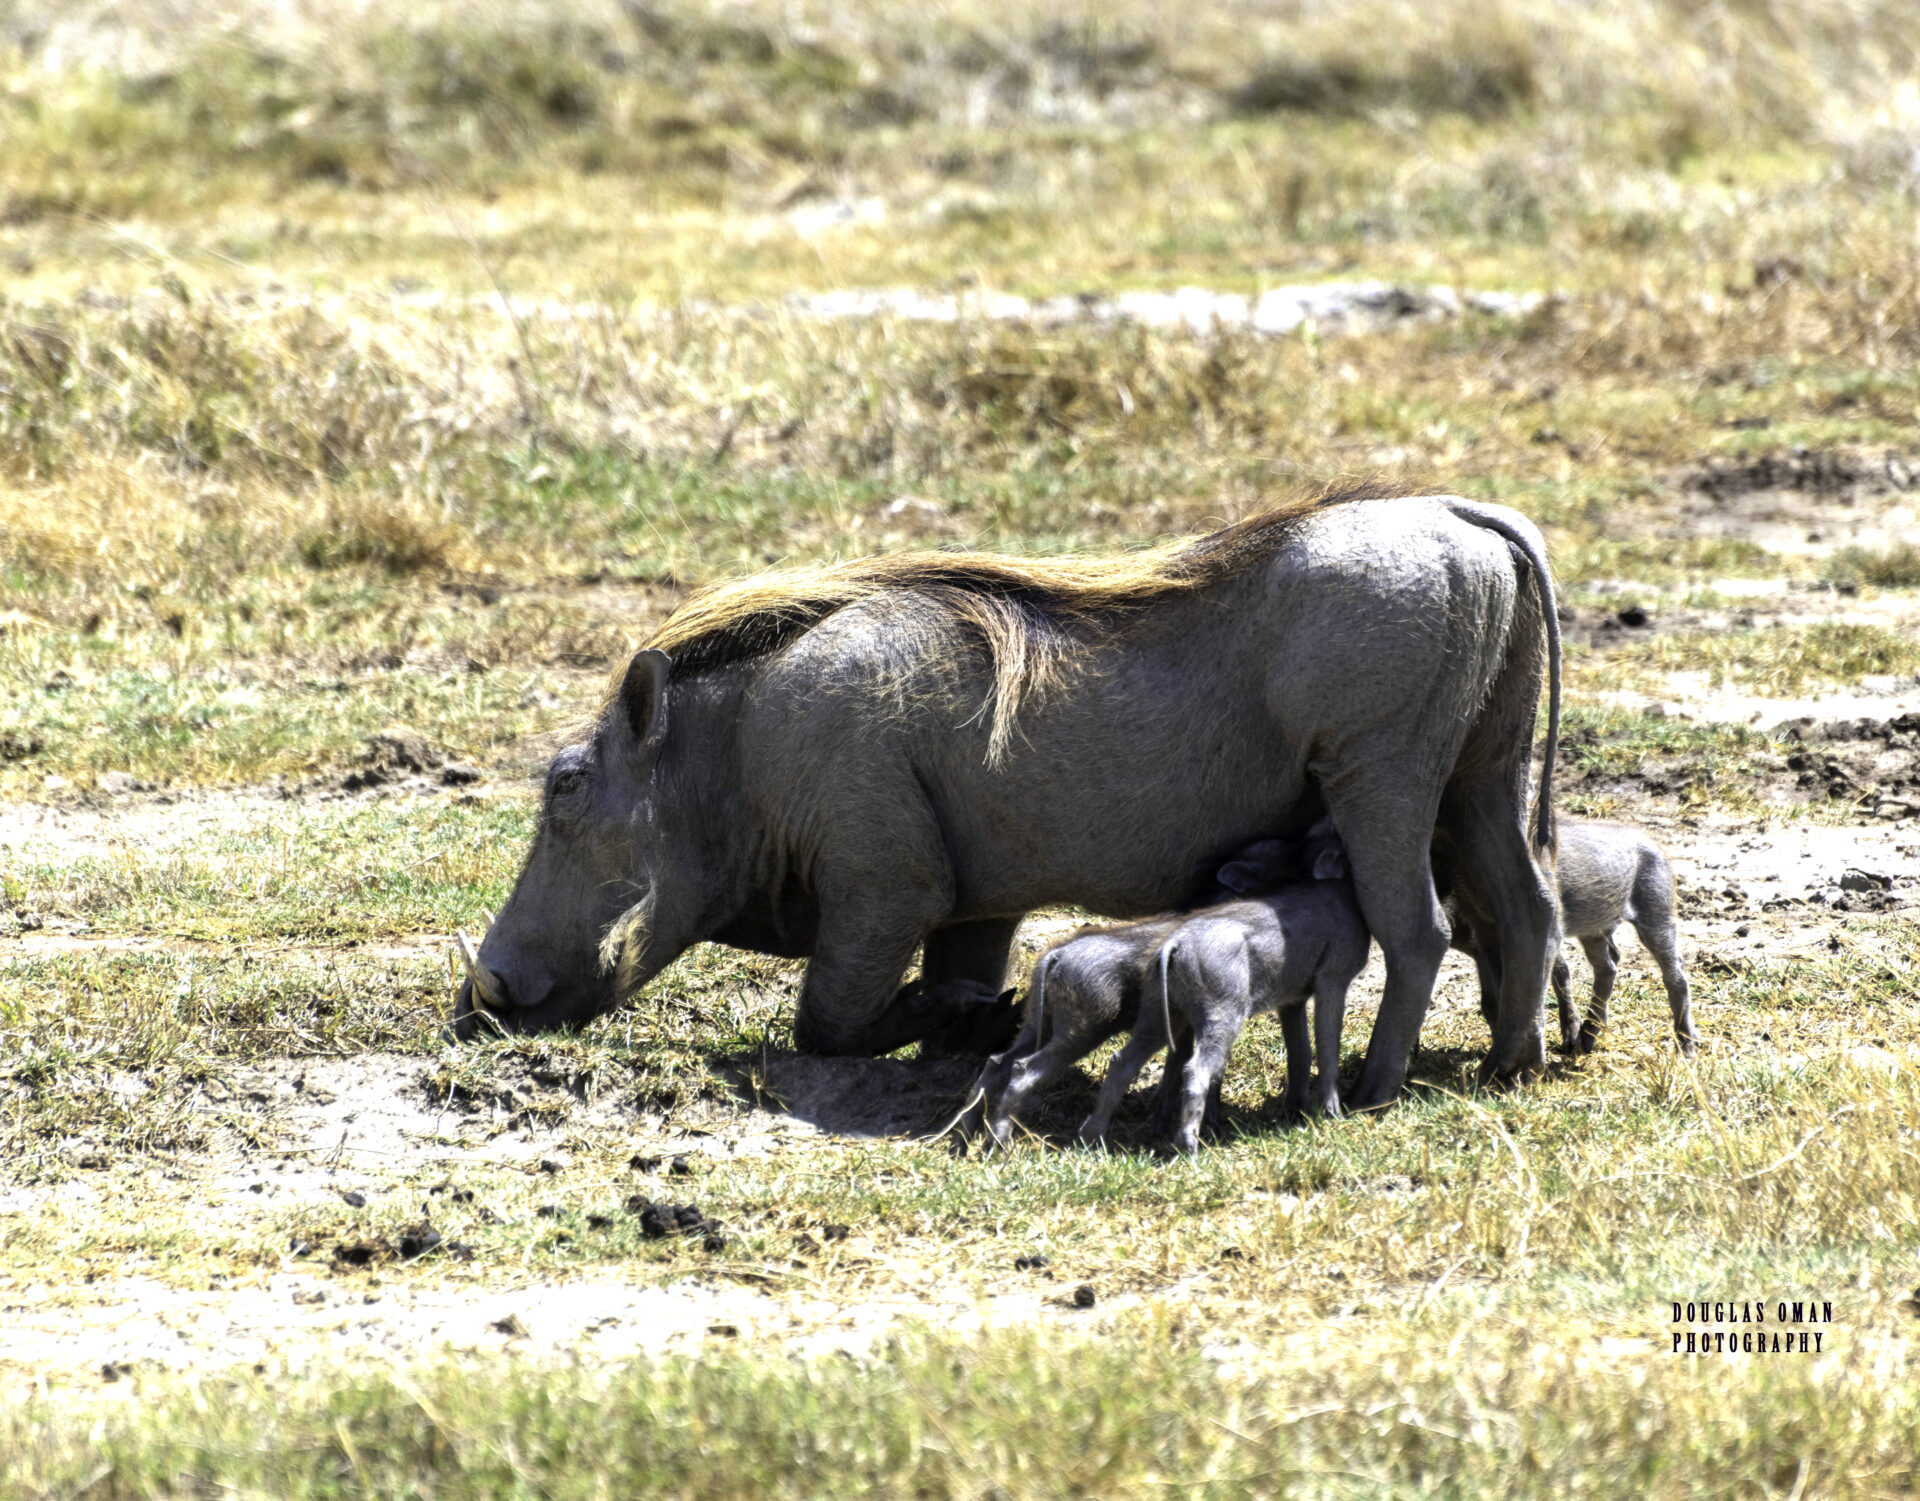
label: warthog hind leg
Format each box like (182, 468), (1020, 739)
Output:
(1573, 932), (1618, 1054)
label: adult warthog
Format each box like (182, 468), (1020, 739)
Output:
(453, 492), (1562, 1109)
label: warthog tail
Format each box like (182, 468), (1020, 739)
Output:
(1159, 937), (1178, 1055)
(1441, 499), (1562, 855)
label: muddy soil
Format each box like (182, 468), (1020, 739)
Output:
(1673, 445), (1920, 559)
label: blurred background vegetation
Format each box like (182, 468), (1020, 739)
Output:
(1, 0), (1917, 791)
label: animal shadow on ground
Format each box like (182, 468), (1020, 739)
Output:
(1394, 1040), (1586, 1105)
(719, 1034), (1573, 1149)
(927, 1061), (1339, 1155)
(724, 1051), (986, 1139)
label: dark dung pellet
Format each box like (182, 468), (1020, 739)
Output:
(399, 1223), (443, 1260)
(639, 1203), (674, 1240)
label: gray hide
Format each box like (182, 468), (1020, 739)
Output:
(1452, 818), (1697, 1055)
(954, 818), (1348, 1148)
(963, 915), (1188, 1150)
(1079, 875), (1371, 1153)
(456, 495), (1561, 1110)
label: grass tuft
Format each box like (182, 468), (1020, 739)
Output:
(295, 496), (470, 576)
(1823, 542), (1920, 590)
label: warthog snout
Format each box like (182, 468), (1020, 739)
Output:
(449, 929), (509, 1041)
(448, 923), (563, 1039)
(447, 915), (590, 1040)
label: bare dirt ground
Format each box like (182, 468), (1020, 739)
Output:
(4, 463), (1919, 1393)
(3, 761), (1915, 1387)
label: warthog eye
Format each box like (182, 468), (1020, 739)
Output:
(545, 765), (592, 818)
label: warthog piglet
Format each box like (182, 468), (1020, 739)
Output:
(1080, 846), (1369, 1153)
(1454, 817), (1696, 1054)
(958, 819), (1348, 1147)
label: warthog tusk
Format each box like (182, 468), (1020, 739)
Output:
(455, 931), (509, 1014)
(480, 908), (496, 932)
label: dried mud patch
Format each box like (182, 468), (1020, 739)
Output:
(0, 1262), (1137, 1390)
(1567, 711), (1920, 822)
(0, 1048), (1125, 1389)
(1671, 444), (1920, 558)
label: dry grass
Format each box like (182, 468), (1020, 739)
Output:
(1, 1), (1917, 1489)
(3, 1307), (1917, 1496)
(1580, 622), (1920, 697)
(1825, 542), (1920, 589)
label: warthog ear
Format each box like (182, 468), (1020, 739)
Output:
(1312, 844), (1349, 880)
(1216, 860), (1263, 894)
(617, 649), (672, 753)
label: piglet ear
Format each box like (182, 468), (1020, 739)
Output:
(1216, 860), (1262, 894)
(617, 649), (672, 752)
(1312, 845), (1349, 880)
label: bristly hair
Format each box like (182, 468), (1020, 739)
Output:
(631, 483), (1396, 764)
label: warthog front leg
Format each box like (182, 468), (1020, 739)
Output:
(1077, 1008), (1185, 1146)
(1277, 1002), (1313, 1121)
(905, 919), (1026, 1057)
(982, 1028), (1101, 1146)
(790, 861), (962, 1056)
(949, 1020), (1038, 1144)
(922, 917), (1021, 993)
(1310, 971), (1353, 1118)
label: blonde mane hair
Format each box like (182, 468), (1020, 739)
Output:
(638, 487), (1383, 763)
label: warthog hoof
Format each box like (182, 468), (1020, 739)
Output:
(1477, 1042), (1549, 1088)
(1341, 1065), (1402, 1114)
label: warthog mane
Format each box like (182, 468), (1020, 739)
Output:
(624, 484), (1390, 763)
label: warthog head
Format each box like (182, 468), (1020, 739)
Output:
(1214, 814), (1347, 893)
(451, 649), (711, 1039)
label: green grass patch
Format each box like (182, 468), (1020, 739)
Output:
(4, 797), (535, 940)
(1581, 623), (1920, 697)
(1556, 708), (1779, 777)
